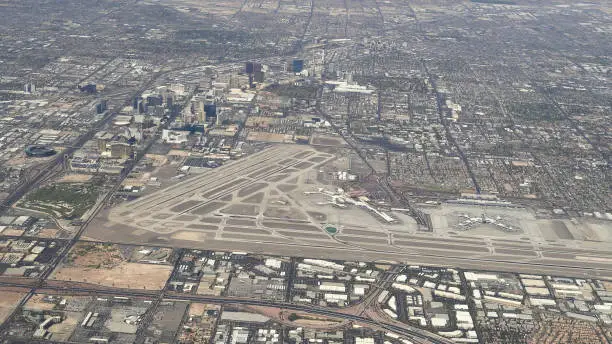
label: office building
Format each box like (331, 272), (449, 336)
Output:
(110, 142), (133, 159)
(292, 59), (304, 73)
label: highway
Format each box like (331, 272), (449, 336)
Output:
(0, 71), (451, 344)
(0, 63), (200, 340)
(0, 279), (453, 344)
(0, 111), (116, 214)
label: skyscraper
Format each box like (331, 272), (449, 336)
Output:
(96, 99), (108, 114)
(204, 104), (217, 122)
(292, 59), (304, 73)
(246, 62), (254, 74)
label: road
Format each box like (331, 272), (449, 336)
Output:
(314, 86), (429, 228)
(0, 110), (117, 214)
(0, 62), (458, 344)
(421, 60), (481, 194)
(0, 278), (453, 344)
(0, 63), (199, 339)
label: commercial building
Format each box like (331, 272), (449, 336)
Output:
(25, 145), (56, 157)
(110, 143), (132, 159)
(292, 59), (304, 73)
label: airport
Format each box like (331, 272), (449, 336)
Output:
(88, 144), (612, 280)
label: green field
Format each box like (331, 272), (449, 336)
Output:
(264, 84), (318, 99)
(19, 182), (101, 220)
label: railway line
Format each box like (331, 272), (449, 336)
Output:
(0, 279), (453, 344)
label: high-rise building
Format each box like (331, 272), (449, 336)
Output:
(110, 142), (132, 159)
(80, 84), (97, 94)
(246, 62), (254, 74)
(96, 99), (108, 114)
(97, 138), (108, 152)
(132, 96), (141, 109)
(229, 75), (239, 89)
(137, 99), (147, 114)
(254, 71), (265, 83)
(169, 83), (185, 95)
(160, 90), (175, 108)
(192, 99), (205, 122)
(147, 95), (163, 107)
(246, 62), (262, 73)
(292, 59), (304, 73)
(182, 106), (194, 124)
(204, 104), (217, 122)
(24, 83), (36, 94)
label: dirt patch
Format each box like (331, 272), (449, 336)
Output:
(170, 200), (202, 213)
(191, 202), (227, 215)
(223, 227), (270, 235)
(219, 194), (233, 202)
(226, 218), (257, 226)
(0, 290), (26, 323)
(220, 204), (260, 216)
(342, 228), (384, 237)
(52, 243), (172, 289)
(276, 231), (327, 240)
(294, 161), (313, 169)
(32, 227), (60, 238)
(265, 174), (290, 182)
(1, 228), (24, 236)
(58, 174), (93, 183)
(277, 184), (298, 192)
(200, 217), (222, 224)
(186, 224), (219, 231)
(247, 166), (279, 179)
(307, 211), (327, 221)
(171, 231), (208, 242)
(242, 192), (265, 204)
(237, 183), (268, 197)
(188, 303), (220, 317)
(201, 179), (246, 198)
(278, 159), (295, 165)
(24, 294), (59, 311)
(221, 233), (290, 243)
(308, 156), (327, 163)
(263, 221), (320, 232)
(66, 243), (125, 269)
(152, 213), (173, 220)
(53, 262), (172, 289)
(49, 311), (80, 341)
(280, 310), (345, 329)
(175, 215), (198, 222)
(292, 151), (314, 159)
(539, 220), (574, 241)
(264, 207), (307, 220)
(311, 135), (346, 146)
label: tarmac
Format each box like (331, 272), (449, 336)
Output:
(85, 144), (612, 280)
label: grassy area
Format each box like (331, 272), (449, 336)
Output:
(264, 84), (318, 99)
(19, 182), (101, 220)
(471, 0), (516, 4)
(287, 312), (342, 324)
(324, 226), (338, 235)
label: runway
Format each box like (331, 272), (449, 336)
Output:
(83, 223), (612, 280)
(90, 144), (612, 280)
